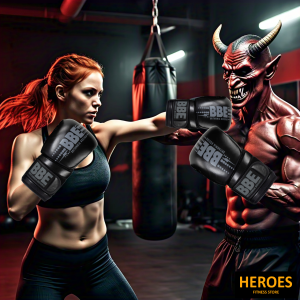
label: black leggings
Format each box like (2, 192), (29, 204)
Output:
(16, 235), (138, 300)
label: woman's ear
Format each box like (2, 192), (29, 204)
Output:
(265, 55), (281, 81)
(55, 85), (66, 101)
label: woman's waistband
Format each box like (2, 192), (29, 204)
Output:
(33, 234), (108, 253)
(26, 234), (110, 266)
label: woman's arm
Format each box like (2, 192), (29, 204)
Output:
(102, 112), (176, 147)
(7, 133), (41, 221)
(152, 129), (202, 145)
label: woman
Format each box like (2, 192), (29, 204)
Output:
(1, 53), (176, 299)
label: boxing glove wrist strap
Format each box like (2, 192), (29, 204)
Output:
(187, 100), (197, 130)
(228, 152), (276, 204)
(167, 100), (198, 130)
(228, 150), (251, 187)
(22, 156), (72, 201)
(22, 174), (53, 201)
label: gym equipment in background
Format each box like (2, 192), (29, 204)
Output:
(132, 0), (177, 240)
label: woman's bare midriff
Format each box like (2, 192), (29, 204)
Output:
(34, 198), (107, 250)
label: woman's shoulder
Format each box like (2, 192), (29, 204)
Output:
(88, 121), (113, 157)
(89, 120), (120, 140)
(90, 119), (124, 133)
(16, 128), (42, 143)
(14, 128), (43, 155)
(89, 121), (107, 134)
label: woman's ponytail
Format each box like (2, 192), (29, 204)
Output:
(0, 77), (56, 132)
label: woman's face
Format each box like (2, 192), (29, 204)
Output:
(63, 71), (103, 124)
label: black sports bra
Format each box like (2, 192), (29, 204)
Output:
(37, 124), (111, 208)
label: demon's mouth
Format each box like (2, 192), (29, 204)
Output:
(229, 86), (249, 103)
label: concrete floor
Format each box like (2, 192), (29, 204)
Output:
(0, 224), (224, 300)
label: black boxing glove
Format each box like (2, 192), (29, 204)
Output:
(189, 126), (276, 204)
(22, 119), (98, 201)
(166, 96), (232, 131)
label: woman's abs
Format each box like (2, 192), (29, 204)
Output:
(33, 198), (107, 249)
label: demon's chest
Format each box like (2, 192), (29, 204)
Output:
(230, 120), (282, 171)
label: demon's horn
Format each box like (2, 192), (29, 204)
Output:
(248, 20), (282, 58)
(212, 24), (228, 56)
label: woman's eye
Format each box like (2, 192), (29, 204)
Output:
(84, 90), (94, 97)
(83, 90), (103, 98)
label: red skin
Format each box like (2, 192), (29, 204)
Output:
(156, 45), (300, 230)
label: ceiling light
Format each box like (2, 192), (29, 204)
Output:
(160, 26), (176, 34)
(165, 50), (185, 62)
(259, 6), (300, 29)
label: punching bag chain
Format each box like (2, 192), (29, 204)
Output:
(151, 0), (160, 34)
(152, 0), (158, 26)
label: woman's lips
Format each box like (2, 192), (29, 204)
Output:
(86, 113), (96, 118)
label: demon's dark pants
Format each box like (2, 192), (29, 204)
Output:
(16, 234), (138, 300)
(201, 224), (300, 300)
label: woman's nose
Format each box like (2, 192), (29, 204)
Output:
(93, 97), (102, 107)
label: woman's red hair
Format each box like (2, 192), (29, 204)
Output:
(0, 54), (104, 132)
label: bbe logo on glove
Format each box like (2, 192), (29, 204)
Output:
(166, 96), (232, 131)
(51, 124), (89, 164)
(190, 127), (276, 204)
(29, 162), (54, 187)
(236, 169), (262, 197)
(208, 106), (230, 118)
(174, 101), (188, 120)
(59, 125), (86, 151)
(195, 137), (235, 174)
(196, 140), (223, 167)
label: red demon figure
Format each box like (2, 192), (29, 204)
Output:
(157, 21), (300, 300)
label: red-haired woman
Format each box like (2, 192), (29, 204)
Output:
(1, 53), (175, 299)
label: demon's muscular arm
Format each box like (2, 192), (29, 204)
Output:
(261, 116), (300, 222)
(152, 129), (202, 145)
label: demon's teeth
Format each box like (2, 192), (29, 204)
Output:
(229, 86), (248, 102)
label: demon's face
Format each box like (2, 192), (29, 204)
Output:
(222, 41), (268, 109)
(212, 21), (282, 109)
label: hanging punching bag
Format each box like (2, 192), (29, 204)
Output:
(132, 22), (177, 240)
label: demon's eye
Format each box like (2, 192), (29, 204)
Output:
(223, 69), (231, 76)
(235, 67), (252, 77)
